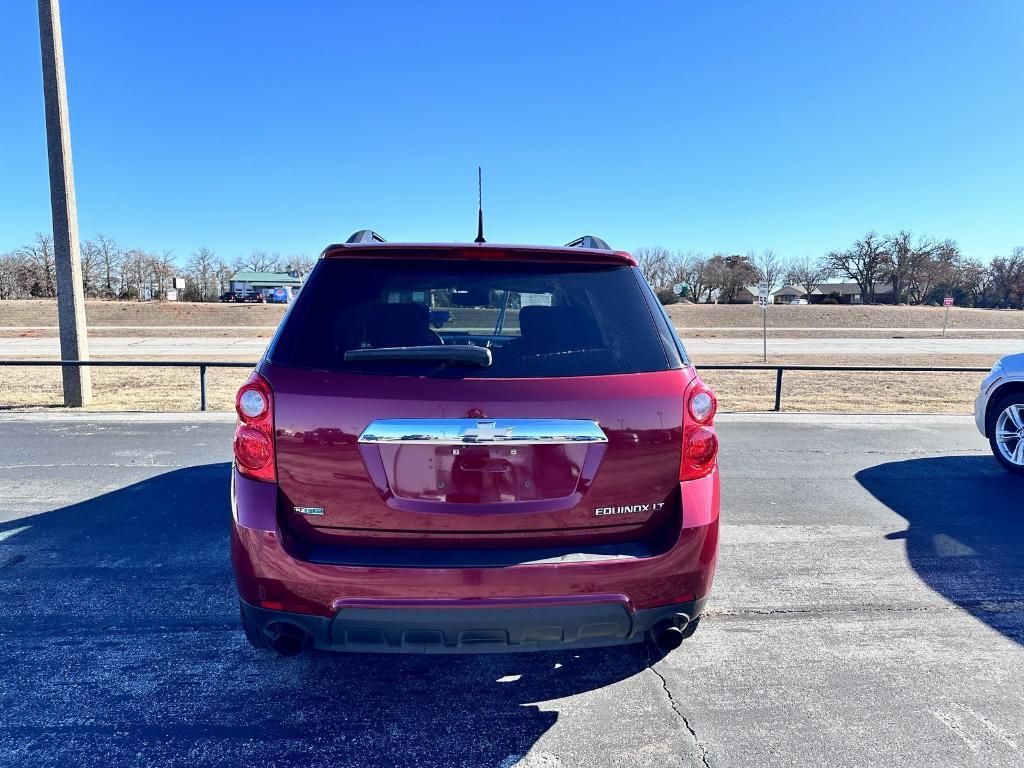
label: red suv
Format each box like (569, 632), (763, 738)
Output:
(231, 232), (720, 656)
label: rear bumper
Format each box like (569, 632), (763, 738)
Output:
(231, 465), (719, 644)
(241, 595), (707, 654)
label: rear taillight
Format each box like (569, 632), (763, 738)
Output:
(681, 378), (718, 481)
(234, 371), (276, 482)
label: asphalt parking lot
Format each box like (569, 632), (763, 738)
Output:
(1, 413), (1021, 767)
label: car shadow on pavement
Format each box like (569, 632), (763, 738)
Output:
(0, 463), (662, 767)
(856, 455), (1024, 646)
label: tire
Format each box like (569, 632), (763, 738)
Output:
(987, 394), (1024, 475)
(240, 605), (272, 650)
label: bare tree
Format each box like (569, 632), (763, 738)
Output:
(10, 229), (1003, 308)
(989, 247), (1024, 308)
(958, 257), (993, 307)
(633, 246), (673, 288)
(281, 254), (315, 276)
(119, 248), (150, 301)
(184, 247), (220, 301)
(751, 249), (783, 293)
(784, 254), (833, 298)
(0, 235), (308, 303)
(16, 233), (57, 297)
(908, 239), (960, 304)
(664, 251), (712, 302)
(882, 231), (942, 303)
(824, 232), (887, 304)
(688, 253), (715, 303)
(233, 250), (283, 273)
(214, 259), (234, 296)
(79, 239), (102, 297)
(90, 233), (122, 298)
(0, 251), (30, 299)
(148, 250), (177, 299)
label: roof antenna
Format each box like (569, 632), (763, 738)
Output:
(474, 166), (486, 243)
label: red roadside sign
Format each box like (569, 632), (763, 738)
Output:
(943, 297), (954, 307)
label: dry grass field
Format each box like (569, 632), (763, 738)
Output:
(696, 354), (995, 413)
(666, 303), (1024, 337)
(2, 299), (1023, 336)
(0, 299), (286, 328)
(0, 299), (1013, 412)
(0, 360), (251, 412)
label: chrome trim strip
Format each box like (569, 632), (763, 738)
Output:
(358, 418), (608, 445)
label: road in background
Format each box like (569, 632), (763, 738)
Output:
(0, 413), (1021, 767)
(0, 336), (1020, 357)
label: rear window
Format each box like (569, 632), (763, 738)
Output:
(268, 258), (681, 378)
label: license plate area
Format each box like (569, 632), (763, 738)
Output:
(379, 443), (588, 503)
(357, 418), (609, 508)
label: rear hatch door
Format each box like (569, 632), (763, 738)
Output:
(263, 249), (691, 548)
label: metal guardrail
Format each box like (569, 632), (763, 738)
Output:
(0, 360), (255, 411)
(0, 360), (992, 412)
(696, 363), (991, 411)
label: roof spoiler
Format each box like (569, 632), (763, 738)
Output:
(345, 230), (387, 244)
(564, 235), (611, 250)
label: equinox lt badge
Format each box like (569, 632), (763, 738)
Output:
(594, 502), (665, 516)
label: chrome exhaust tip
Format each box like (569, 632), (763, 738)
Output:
(269, 624), (310, 657)
(652, 614), (693, 652)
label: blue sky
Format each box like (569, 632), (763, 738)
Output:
(1, 1), (1021, 263)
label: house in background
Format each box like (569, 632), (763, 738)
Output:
(809, 282), (894, 305)
(230, 270), (304, 297)
(772, 285), (808, 304)
(734, 285), (770, 304)
(735, 285), (809, 304)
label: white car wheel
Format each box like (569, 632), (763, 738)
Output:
(990, 396), (1024, 474)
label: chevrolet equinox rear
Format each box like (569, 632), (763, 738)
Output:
(231, 231), (720, 656)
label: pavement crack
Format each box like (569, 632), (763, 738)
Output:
(0, 554), (26, 571)
(647, 654), (711, 768)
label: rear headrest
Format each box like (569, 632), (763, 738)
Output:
(365, 303), (438, 348)
(519, 305), (603, 354)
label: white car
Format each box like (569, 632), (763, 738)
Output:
(974, 352), (1024, 474)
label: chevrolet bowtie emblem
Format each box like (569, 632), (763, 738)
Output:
(459, 421), (514, 441)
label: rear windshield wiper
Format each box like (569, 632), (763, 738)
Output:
(344, 345), (492, 367)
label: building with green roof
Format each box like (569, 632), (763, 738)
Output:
(230, 270), (304, 294)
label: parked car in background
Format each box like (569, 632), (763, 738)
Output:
(218, 291), (235, 303)
(975, 352), (1024, 473)
(270, 286), (294, 304)
(231, 232), (721, 656)
(789, 298), (808, 305)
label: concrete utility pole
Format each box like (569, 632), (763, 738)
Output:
(38, 0), (91, 406)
